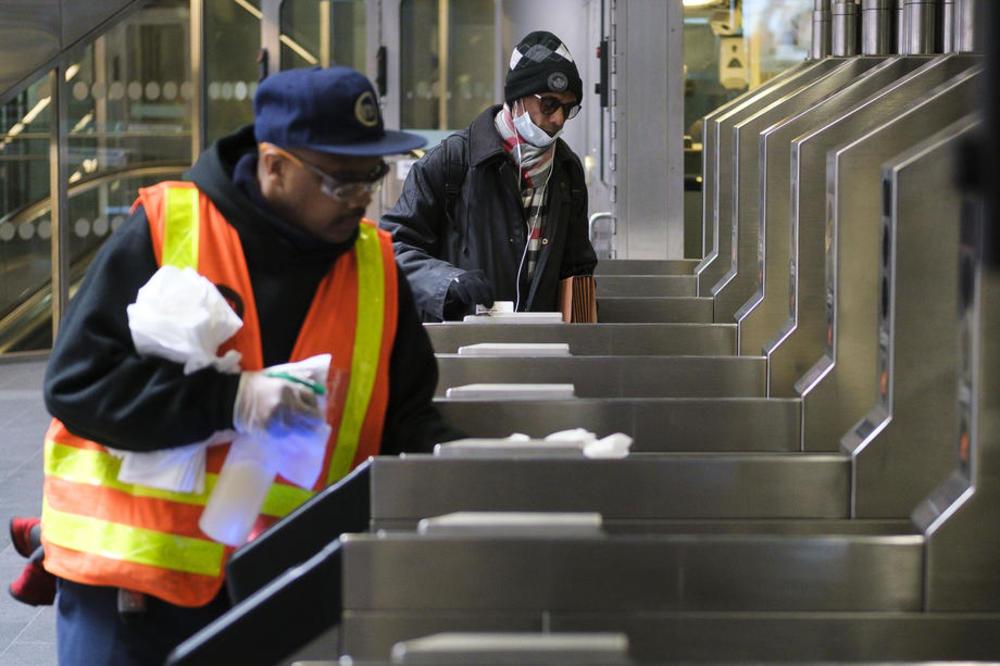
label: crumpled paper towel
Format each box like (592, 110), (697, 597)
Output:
(501, 429), (632, 458)
(127, 265), (243, 374)
(544, 428), (633, 459)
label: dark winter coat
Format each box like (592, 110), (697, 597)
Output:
(380, 105), (597, 321)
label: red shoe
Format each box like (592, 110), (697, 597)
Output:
(8, 517), (41, 558)
(8, 549), (56, 606)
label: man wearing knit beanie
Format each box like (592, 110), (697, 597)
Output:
(382, 30), (596, 321)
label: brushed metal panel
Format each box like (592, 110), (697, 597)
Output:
(341, 533), (922, 611)
(630, 398), (800, 451)
(700, 63), (809, 265)
(736, 56), (933, 356)
(551, 612), (1000, 662)
(714, 58), (885, 324)
(845, 116), (978, 517)
(0, 0), (60, 103)
(615, 0), (684, 259)
(434, 356), (765, 399)
(435, 398), (800, 452)
(425, 323), (736, 356)
(598, 297), (713, 323)
(799, 67), (980, 457)
(594, 259), (700, 276)
(601, 518), (915, 535)
(698, 59), (846, 298)
(340, 612), (542, 661)
(596, 275), (696, 297)
(766, 54), (981, 397)
(370, 454), (850, 520)
(919, 198), (1000, 610)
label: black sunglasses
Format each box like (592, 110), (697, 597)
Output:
(534, 94), (581, 120)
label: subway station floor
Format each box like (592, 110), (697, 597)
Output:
(0, 359), (56, 666)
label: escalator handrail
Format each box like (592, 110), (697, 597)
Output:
(0, 164), (187, 352)
(0, 163), (189, 227)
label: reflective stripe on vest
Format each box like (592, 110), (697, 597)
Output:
(160, 185), (384, 486)
(327, 223), (384, 483)
(42, 498), (225, 577)
(163, 186), (199, 270)
(43, 439), (312, 517)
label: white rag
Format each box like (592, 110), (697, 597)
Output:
(117, 266), (331, 493)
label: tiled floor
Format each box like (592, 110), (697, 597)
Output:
(0, 359), (56, 666)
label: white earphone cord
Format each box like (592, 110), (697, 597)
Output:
(513, 99), (530, 312)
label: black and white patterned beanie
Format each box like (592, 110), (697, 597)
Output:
(504, 31), (582, 105)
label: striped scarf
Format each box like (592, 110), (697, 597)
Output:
(494, 105), (555, 283)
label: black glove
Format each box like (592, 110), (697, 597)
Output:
(443, 269), (495, 320)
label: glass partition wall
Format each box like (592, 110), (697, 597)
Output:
(0, 0), (194, 355)
(0, 74), (53, 353)
(399, 0), (495, 135)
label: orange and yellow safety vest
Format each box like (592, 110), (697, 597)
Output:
(41, 181), (398, 606)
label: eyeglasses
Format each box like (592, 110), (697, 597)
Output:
(534, 94), (581, 120)
(259, 142), (390, 202)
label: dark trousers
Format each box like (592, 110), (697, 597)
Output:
(56, 579), (230, 666)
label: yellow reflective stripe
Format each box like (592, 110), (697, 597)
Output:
(259, 481), (314, 518)
(46, 439), (314, 518)
(163, 186), (199, 269)
(42, 499), (224, 577)
(45, 440), (212, 505)
(327, 225), (385, 484)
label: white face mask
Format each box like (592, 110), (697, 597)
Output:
(513, 101), (561, 148)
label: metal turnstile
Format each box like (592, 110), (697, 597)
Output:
(713, 57), (886, 323)
(846, 114), (979, 516)
(699, 61), (809, 262)
(735, 55), (934, 355)
(797, 65), (980, 454)
(698, 59), (844, 295)
(765, 54), (980, 398)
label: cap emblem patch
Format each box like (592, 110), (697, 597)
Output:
(355, 91), (380, 127)
(547, 72), (568, 92)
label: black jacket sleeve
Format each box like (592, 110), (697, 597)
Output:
(379, 142), (465, 322)
(560, 155), (599, 278)
(379, 268), (465, 454)
(43, 206), (241, 451)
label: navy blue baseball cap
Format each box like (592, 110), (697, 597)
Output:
(253, 66), (426, 156)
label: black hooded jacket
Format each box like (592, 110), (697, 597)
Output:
(380, 105), (598, 321)
(44, 125), (457, 455)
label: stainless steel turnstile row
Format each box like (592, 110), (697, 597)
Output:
(167, 13), (1000, 665)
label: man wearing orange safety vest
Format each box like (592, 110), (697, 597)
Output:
(38, 66), (456, 665)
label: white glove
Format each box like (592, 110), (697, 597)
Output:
(233, 371), (325, 439)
